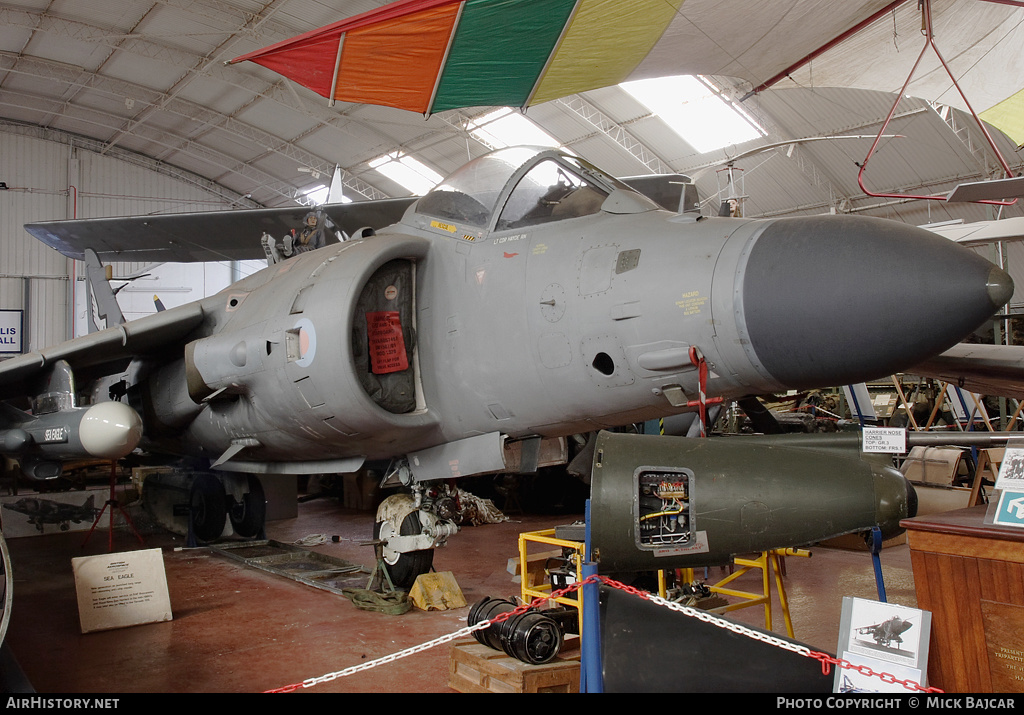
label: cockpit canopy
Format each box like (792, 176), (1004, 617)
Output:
(413, 147), (658, 231)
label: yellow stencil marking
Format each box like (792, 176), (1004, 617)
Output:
(676, 290), (707, 316)
(430, 220), (457, 233)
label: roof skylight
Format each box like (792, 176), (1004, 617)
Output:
(301, 184), (330, 205)
(621, 75), (766, 154)
(468, 108), (561, 150)
(369, 152), (443, 195)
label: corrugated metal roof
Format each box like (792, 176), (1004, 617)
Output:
(0, 0), (1021, 226)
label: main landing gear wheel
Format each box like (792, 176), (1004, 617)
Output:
(190, 473), (227, 543)
(228, 475), (266, 538)
(373, 495), (434, 590)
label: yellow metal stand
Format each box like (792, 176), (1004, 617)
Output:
(707, 548), (810, 638)
(516, 532), (807, 639)
(658, 568), (695, 598)
(518, 529), (585, 632)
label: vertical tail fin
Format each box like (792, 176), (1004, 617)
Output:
(83, 248), (125, 329)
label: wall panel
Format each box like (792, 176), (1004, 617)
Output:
(0, 129), (242, 356)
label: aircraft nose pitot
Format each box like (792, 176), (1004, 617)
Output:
(987, 264), (1014, 309)
(738, 215), (1012, 389)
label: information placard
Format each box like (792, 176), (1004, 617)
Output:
(861, 426), (906, 454)
(0, 310), (23, 354)
(72, 548), (172, 634)
(995, 445), (1024, 492)
(834, 597), (931, 692)
(366, 310), (409, 374)
(992, 489), (1024, 528)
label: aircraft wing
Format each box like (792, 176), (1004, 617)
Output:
(23, 198), (417, 263)
(0, 302), (205, 399)
(909, 343), (1024, 401)
(924, 216), (1024, 247)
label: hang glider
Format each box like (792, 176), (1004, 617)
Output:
(228, 0), (1024, 146)
(228, 0), (902, 114)
(229, 0), (680, 113)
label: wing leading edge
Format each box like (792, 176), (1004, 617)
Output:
(0, 302), (205, 400)
(910, 342), (1024, 401)
(23, 198), (417, 263)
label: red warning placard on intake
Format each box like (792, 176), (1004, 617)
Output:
(366, 311), (409, 374)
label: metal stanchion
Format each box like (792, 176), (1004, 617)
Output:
(579, 500), (603, 693)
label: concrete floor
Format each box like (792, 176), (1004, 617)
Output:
(0, 484), (917, 694)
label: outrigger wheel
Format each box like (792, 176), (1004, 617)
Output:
(373, 493), (434, 590)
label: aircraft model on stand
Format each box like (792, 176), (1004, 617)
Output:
(7, 146), (1013, 585)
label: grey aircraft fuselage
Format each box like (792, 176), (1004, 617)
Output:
(115, 147), (1010, 482)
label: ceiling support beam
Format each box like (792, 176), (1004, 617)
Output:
(0, 51), (389, 203)
(0, 6), (397, 200)
(708, 78), (858, 215)
(555, 95), (678, 175)
(0, 119), (259, 209)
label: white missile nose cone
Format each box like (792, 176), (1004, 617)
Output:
(80, 402), (143, 459)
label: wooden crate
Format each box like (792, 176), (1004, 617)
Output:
(448, 638), (580, 693)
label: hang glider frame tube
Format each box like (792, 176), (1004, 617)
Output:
(856, 0), (1017, 207)
(328, 34), (345, 107)
(424, 1), (464, 115)
(744, 0), (910, 99)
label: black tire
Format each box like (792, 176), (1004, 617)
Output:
(373, 510), (433, 589)
(229, 475), (266, 538)
(190, 474), (226, 543)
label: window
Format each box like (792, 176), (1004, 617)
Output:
(468, 108), (561, 150)
(369, 152), (443, 195)
(496, 159), (608, 231)
(621, 75), (766, 154)
(415, 146), (540, 226)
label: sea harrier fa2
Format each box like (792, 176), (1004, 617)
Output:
(2, 494), (99, 533)
(8, 147), (1011, 585)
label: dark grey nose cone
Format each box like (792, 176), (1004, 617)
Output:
(742, 215), (1013, 389)
(873, 466), (917, 541)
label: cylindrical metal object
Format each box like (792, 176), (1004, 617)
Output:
(467, 596), (563, 665)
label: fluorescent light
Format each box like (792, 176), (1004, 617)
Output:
(369, 152), (443, 195)
(469, 108), (561, 150)
(621, 75), (766, 154)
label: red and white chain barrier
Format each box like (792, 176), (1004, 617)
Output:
(264, 574), (941, 693)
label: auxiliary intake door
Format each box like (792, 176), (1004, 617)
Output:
(352, 259), (417, 414)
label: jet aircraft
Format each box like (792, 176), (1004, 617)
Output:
(7, 146), (1013, 585)
(2, 494), (98, 533)
(857, 615), (914, 648)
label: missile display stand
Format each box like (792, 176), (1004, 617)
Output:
(82, 460), (144, 552)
